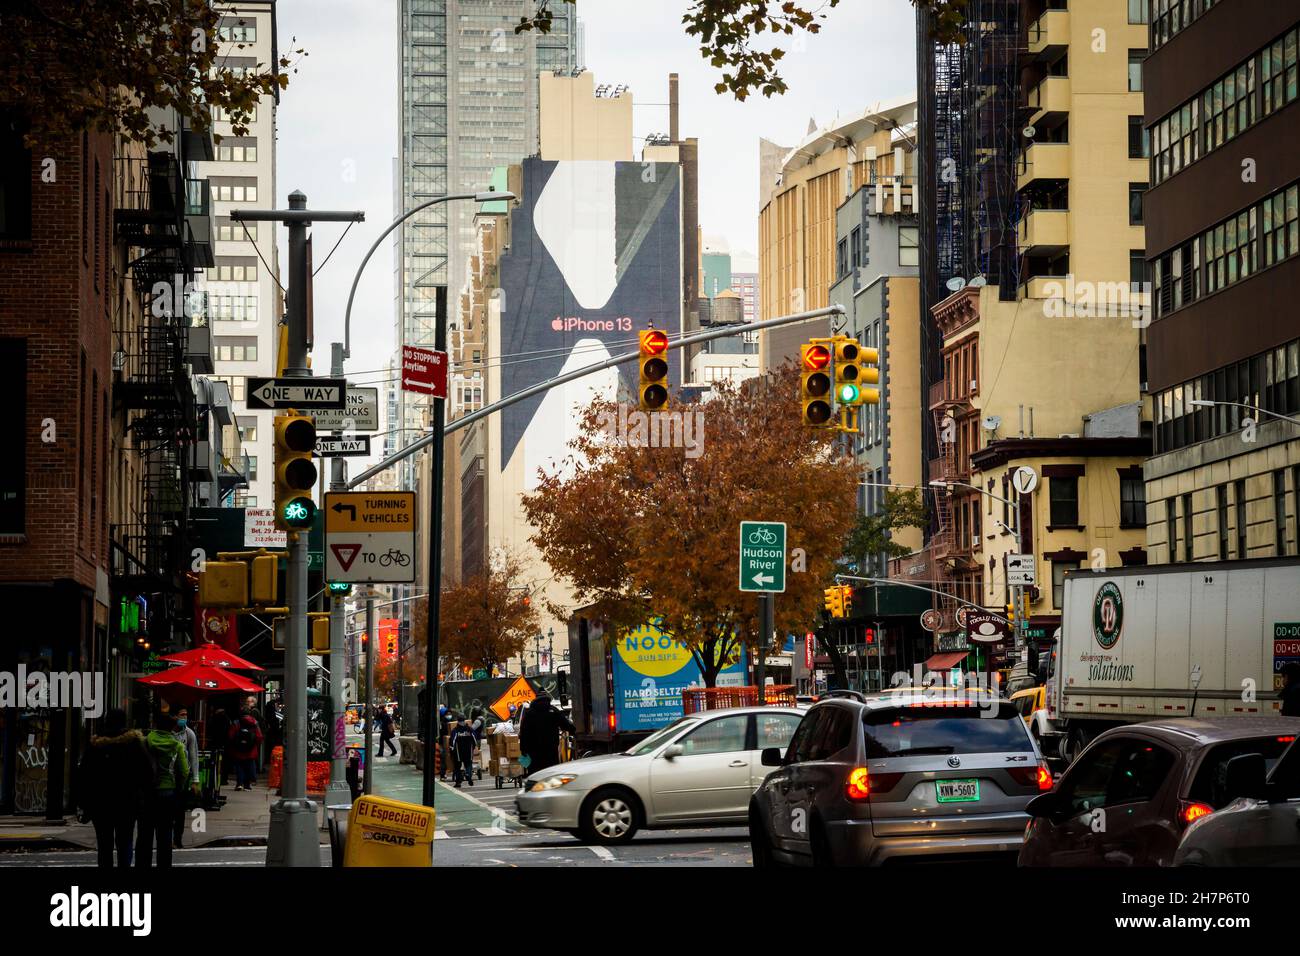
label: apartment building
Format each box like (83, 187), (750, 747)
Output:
(1141, 0), (1300, 563)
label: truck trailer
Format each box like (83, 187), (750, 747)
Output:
(1037, 558), (1300, 763)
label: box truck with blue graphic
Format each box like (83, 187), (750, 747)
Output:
(567, 607), (747, 753)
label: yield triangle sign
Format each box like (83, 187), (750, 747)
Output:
(330, 544), (362, 571)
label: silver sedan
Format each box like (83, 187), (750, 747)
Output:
(515, 706), (805, 845)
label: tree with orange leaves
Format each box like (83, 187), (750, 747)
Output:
(409, 550), (540, 675)
(522, 362), (859, 687)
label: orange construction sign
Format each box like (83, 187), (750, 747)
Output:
(490, 676), (536, 721)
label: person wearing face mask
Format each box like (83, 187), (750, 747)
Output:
(169, 705), (201, 849)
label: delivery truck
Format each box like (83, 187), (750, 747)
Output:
(568, 607), (748, 754)
(1037, 558), (1300, 764)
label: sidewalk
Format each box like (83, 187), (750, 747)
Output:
(0, 779), (330, 852)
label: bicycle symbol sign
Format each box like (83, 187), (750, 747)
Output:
(739, 521), (787, 594)
(324, 491), (417, 584)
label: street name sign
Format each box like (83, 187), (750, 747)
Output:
(315, 436), (371, 458)
(324, 491), (416, 584)
(246, 377), (347, 410)
(1007, 553), (1036, 587)
(739, 521), (786, 593)
(313, 386), (379, 432)
(401, 345), (449, 397)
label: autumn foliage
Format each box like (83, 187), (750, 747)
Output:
(522, 362), (859, 686)
(409, 550), (541, 674)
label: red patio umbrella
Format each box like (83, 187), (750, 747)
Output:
(138, 662), (262, 694)
(160, 642), (264, 671)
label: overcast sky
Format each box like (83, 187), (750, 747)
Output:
(274, 0), (917, 450)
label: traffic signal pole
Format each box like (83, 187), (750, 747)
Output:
(325, 341), (350, 808)
(421, 286), (448, 809)
(231, 192), (363, 867)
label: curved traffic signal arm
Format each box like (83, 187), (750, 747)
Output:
(274, 412), (318, 530)
(833, 337), (863, 406)
(858, 346), (881, 405)
(638, 329), (670, 411)
(800, 343), (833, 426)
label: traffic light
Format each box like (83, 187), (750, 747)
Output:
(801, 343), (833, 426)
(199, 561), (248, 609)
(824, 586), (844, 618)
(308, 612), (331, 653)
(832, 338), (864, 406)
(638, 329), (670, 411)
(274, 413), (317, 530)
(1006, 602), (1017, 626)
(858, 346), (881, 405)
(250, 554), (278, 605)
(840, 584), (853, 618)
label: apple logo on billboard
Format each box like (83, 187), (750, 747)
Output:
(551, 317), (564, 331)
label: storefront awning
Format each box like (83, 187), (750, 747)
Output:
(923, 651), (969, 671)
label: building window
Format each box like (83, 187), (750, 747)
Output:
(1129, 250), (1148, 290)
(217, 219), (257, 242)
(899, 226), (919, 267)
(850, 227), (861, 270)
(1167, 497), (1178, 561)
(1205, 208), (1256, 294)
(237, 417), (257, 443)
(213, 337), (259, 363)
(1261, 184), (1300, 269)
(213, 105), (257, 124)
(837, 238), (848, 280)
(0, 120), (32, 241)
(1120, 472), (1146, 527)
(1129, 183), (1146, 225)
(217, 20), (257, 43)
(1235, 479), (1248, 558)
(1275, 470), (1289, 556)
(246, 456), (258, 481)
(1052, 561), (1078, 610)
(1262, 26), (1300, 117)
(210, 262), (258, 282)
(1182, 492), (1194, 562)
(1049, 476), (1079, 528)
(1128, 0), (1148, 23)
(1128, 50), (1145, 92)
(1217, 485), (1229, 560)
(215, 139), (258, 163)
(1128, 116), (1149, 158)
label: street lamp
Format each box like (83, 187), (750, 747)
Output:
(334, 189), (515, 811)
(929, 479), (1027, 655)
(1187, 399), (1300, 427)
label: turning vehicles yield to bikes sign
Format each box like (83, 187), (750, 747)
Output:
(324, 491), (416, 584)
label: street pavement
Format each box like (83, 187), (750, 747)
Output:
(369, 748), (754, 867)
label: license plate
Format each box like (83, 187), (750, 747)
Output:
(935, 779), (980, 803)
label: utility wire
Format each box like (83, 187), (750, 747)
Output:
(313, 219), (357, 277)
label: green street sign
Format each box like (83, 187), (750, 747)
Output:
(739, 521), (787, 593)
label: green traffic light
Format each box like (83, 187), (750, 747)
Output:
(282, 497), (315, 528)
(838, 383), (860, 403)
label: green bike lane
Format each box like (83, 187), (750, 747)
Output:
(369, 756), (522, 835)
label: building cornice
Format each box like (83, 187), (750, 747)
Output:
(971, 436), (1152, 471)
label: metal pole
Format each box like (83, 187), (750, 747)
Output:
(421, 285), (448, 808)
(364, 595), (375, 795)
(755, 593), (773, 702)
(325, 341), (350, 808)
(267, 190), (318, 868)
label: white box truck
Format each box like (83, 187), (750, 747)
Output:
(1038, 558), (1300, 764)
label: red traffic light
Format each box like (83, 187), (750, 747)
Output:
(803, 344), (830, 371)
(640, 329), (669, 355)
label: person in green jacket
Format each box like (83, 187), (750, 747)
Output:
(136, 709), (190, 868)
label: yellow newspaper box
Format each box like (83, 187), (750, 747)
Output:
(342, 796), (435, 867)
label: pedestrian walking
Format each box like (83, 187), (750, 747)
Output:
(449, 718), (477, 788)
(75, 708), (152, 868)
(518, 694), (575, 776)
(136, 709), (190, 869)
(170, 706), (201, 847)
(438, 705), (451, 781)
(228, 706), (263, 790)
(375, 706), (398, 758)
(1280, 662), (1300, 717)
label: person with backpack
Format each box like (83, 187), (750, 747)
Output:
(75, 708), (152, 868)
(136, 709), (190, 868)
(228, 706), (263, 791)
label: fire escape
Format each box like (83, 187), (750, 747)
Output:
(112, 149), (212, 624)
(928, 378), (978, 633)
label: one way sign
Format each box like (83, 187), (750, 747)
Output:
(315, 436), (370, 457)
(246, 377), (347, 410)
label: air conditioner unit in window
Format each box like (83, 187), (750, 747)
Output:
(971, 536), (980, 549)
(970, 379), (978, 392)
(902, 193), (913, 206)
